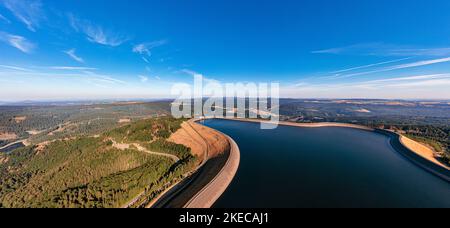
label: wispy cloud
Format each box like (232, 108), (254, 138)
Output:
(181, 69), (221, 84)
(132, 40), (167, 62)
(50, 66), (97, 71)
(331, 57), (412, 74)
(388, 57), (450, 70)
(286, 73), (450, 99)
(313, 43), (450, 57)
(331, 57), (450, 79)
(138, 75), (148, 82)
(1, 0), (44, 32)
(0, 31), (36, 53)
(181, 69), (202, 77)
(81, 71), (126, 85)
(366, 74), (450, 83)
(0, 13), (11, 24)
(142, 57), (150, 63)
(0, 64), (32, 72)
(63, 49), (84, 63)
(0, 67), (125, 85)
(297, 74), (450, 88)
(133, 40), (167, 56)
(386, 78), (450, 89)
(68, 13), (128, 47)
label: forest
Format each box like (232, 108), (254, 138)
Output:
(0, 116), (195, 208)
(0, 99), (449, 207)
(314, 117), (449, 165)
(0, 102), (171, 145)
(274, 99), (450, 165)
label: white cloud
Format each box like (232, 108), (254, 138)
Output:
(132, 40), (167, 62)
(142, 57), (150, 63)
(293, 82), (310, 87)
(313, 43), (450, 57)
(86, 76), (126, 85)
(388, 57), (450, 70)
(331, 57), (411, 74)
(81, 71), (126, 84)
(0, 67), (125, 85)
(367, 74), (450, 83)
(50, 66), (97, 71)
(0, 64), (32, 72)
(64, 49), (84, 63)
(68, 14), (128, 47)
(0, 13), (10, 24)
(332, 57), (450, 79)
(0, 65), (183, 101)
(283, 74), (450, 99)
(386, 78), (450, 89)
(138, 75), (148, 82)
(0, 31), (36, 53)
(181, 69), (203, 77)
(1, 0), (44, 32)
(181, 69), (221, 85)
(133, 44), (150, 56)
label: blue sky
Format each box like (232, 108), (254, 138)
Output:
(1, 0), (450, 100)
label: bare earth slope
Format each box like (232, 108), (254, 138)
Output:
(400, 136), (450, 170)
(151, 120), (239, 208)
(169, 121), (229, 162)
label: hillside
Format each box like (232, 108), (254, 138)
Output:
(0, 117), (196, 208)
(0, 102), (171, 148)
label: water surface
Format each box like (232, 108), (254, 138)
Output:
(0, 142), (25, 154)
(202, 119), (450, 208)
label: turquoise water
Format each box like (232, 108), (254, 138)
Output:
(201, 119), (450, 208)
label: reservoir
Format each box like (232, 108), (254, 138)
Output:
(0, 142), (25, 154)
(201, 119), (450, 208)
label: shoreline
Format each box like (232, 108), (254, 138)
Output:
(0, 140), (28, 153)
(399, 135), (449, 171)
(183, 134), (240, 208)
(152, 117), (449, 208)
(207, 118), (450, 182)
(148, 119), (240, 208)
(213, 117), (374, 131)
(376, 129), (450, 182)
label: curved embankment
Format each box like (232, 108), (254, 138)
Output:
(225, 118), (373, 131)
(399, 136), (449, 171)
(376, 129), (450, 182)
(148, 119), (240, 208)
(215, 118), (450, 182)
(183, 134), (240, 208)
(0, 140), (28, 153)
(150, 118), (449, 207)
